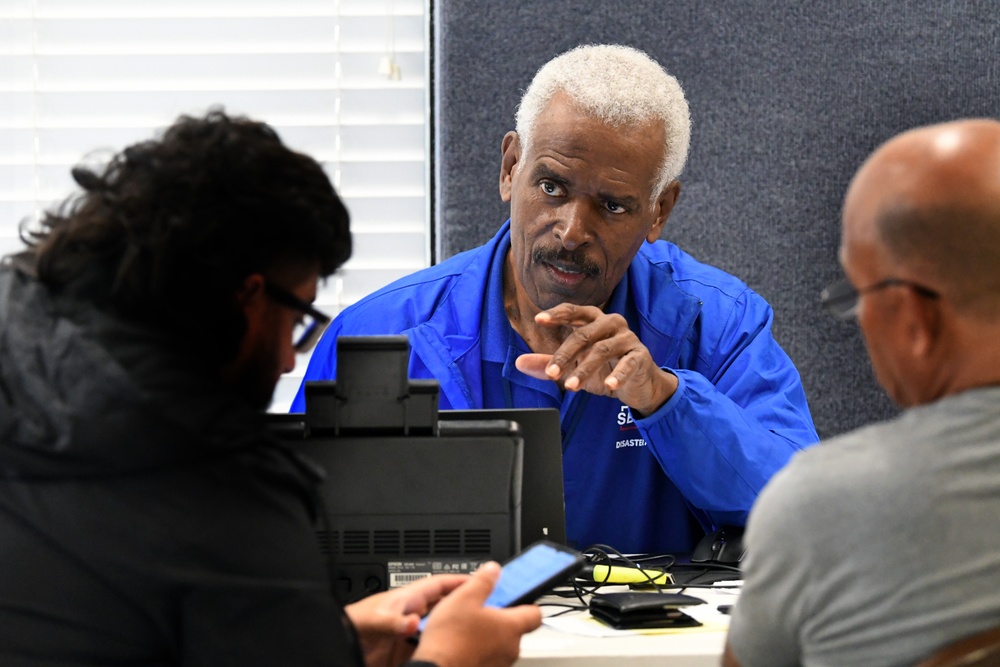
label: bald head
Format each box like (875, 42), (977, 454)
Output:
(843, 119), (1000, 318)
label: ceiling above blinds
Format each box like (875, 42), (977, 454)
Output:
(0, 0), (431, 411)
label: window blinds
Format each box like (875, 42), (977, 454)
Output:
(0, 0), (430, 411)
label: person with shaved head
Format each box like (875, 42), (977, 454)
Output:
(724, 118), (1000, 667)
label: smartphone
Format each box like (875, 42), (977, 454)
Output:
(416, 540), (584, 634)
(483, 540), (586, 608)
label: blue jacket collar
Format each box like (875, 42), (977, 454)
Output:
(407, 220), (703, 409)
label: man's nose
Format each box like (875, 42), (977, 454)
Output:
(553, 201), (593, 250)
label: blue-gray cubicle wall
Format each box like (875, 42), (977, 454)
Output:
(432, 1), (1000, 439)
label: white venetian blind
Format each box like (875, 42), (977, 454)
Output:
(0, 0), (430, 411)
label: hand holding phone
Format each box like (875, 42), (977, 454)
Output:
(483, 540), (586, 608)
(417, 540), (584, 634)
(409, 561), (542, 667)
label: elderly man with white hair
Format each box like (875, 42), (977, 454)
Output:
(294, 44), (818, 555)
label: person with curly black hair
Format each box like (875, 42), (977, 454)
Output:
(0, 110), (539, 667)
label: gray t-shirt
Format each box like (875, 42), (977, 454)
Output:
(728, 386), (1000, 666)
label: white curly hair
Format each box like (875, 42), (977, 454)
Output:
(514, 44), (691, 208)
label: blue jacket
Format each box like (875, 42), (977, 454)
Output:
(294, 222), (818, 554)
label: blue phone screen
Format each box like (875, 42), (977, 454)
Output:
(483, 543), (578, 608)
(417, 543), (578, 633)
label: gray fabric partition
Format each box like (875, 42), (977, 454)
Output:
(432, 1), (1000, 439)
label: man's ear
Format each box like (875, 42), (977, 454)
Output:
(235, 273), (267, 310)
(499, 131), (521, 203)
(224, 274), (268, 373)
(907, 288), (944, 359)
(647, 180), (682, 243)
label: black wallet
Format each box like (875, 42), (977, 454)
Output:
(588, 592), (704, 629)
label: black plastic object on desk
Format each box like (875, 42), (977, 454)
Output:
(589, 592), (704, 629)
(690, 526), (746, 565)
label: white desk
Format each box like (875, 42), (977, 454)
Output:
(516, 587), (735, 667)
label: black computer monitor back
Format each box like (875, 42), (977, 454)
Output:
(281, 418), (523, 602)
(439, 408), (567, 547)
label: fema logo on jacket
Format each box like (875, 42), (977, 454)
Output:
(615, 404), (646, 450)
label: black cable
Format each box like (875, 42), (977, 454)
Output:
(573, 544), (687, 598)
(538, 602), (590, 617)
(583, 544), (663, 591)
(671, 562), (743, 574)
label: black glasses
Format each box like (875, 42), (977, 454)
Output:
(820, 277), (940, 320)
(264, 282), (331, 353)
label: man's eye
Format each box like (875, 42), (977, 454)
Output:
(605, 200), (627, 214)
(541, 181), (564, 196)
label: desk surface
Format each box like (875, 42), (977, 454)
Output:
(516, 585), (736, 667)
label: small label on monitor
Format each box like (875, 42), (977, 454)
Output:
(387, 558), (487, 588)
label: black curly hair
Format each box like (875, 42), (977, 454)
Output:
(22, 108), (352, 367)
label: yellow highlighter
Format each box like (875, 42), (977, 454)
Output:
(586, 564), (674, 586)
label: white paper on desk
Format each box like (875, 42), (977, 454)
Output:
(708, 582), (743, 601)
(543, 614), (640, 638)
(542, 605), (730, 638)
(713, 580), (743, 590)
